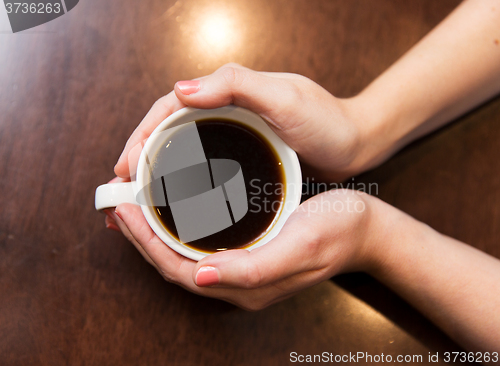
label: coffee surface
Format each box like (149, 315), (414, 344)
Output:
(153, 119), (284, 253)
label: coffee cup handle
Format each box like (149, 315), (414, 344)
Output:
(95, 183), (137, 210)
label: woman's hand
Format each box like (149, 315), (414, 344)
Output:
(105, 182), (500, 352)
(106, 189), (382, 311)
(114, 64), (380, 182)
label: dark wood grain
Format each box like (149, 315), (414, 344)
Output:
(0, 0), (495, 364)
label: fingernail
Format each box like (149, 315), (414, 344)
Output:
(176, 80), (201, 95)
(106, 222), (121, 232)
(114, 209), (124, 222)
(195, 266), (219, 287)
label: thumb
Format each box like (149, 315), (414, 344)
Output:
(173, 64), (299, 127)
(192, 214), (321, 289)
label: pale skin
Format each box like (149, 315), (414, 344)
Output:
(105, 0), (500, 354)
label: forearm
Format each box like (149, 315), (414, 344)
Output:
(367, 202), (500, 352)
(350, 0), (500, 170)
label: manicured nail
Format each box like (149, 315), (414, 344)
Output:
(195, 266), (219, 287)
(176, 80), (201, 95)
(106, 222), (121, 232)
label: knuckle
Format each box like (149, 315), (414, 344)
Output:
(279, 82), (304, 114)
(301, 227), (322, 256)
(286, 219), (324, 267)
(158, 257), (184, 285)
(158, 265), (182, 284)
(217, 62), (244, 75)
(153, 95), (168, 108)
(242, 261), (264, 289)
(159, 269), (176, 283)
(220, 65), (246, 89)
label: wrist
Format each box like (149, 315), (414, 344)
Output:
(362, 197), (436, 279)
(340, 94), (402, 174)
(330, 193), (391, 274)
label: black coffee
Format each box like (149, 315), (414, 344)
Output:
(151, 118), (285, 253)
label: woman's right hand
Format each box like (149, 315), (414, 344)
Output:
(114, 64), (380, 182)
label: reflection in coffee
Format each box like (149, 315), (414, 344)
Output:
(150, 119), (284, 253)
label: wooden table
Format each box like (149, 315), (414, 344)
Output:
(1, 0), (496, 364)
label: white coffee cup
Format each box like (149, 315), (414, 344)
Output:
(95, 106), (302, 261)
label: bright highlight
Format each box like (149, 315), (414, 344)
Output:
(198, 12), (235, 50)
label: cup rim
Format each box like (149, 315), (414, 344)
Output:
(136, 106), (302, 261)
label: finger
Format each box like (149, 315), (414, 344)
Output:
(173, 64), (302, 131)
(109, 206), (160, 270)
(114, 92), (186, 178)
(115, 203), (199, 286)
(102, 177), (130, 230)
(104, 215), (120, 232)
(106, 176), (131, 185)
(119, 137), (146, 181)
(192, 210), (325, 289)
